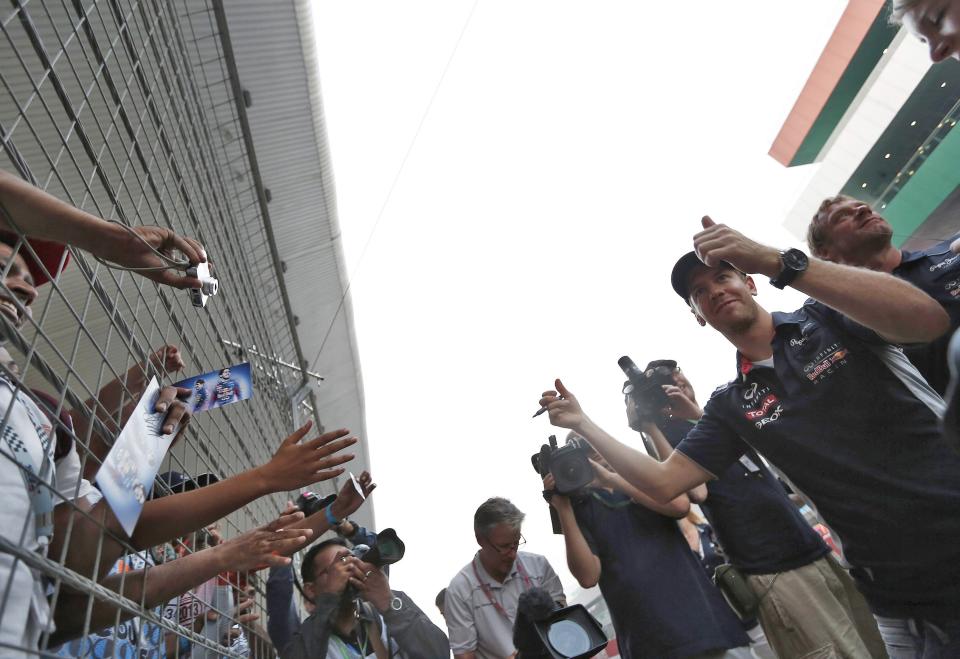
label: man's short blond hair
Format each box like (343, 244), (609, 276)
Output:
(889, 0), (922, 24)
(807, 194), (857, 258)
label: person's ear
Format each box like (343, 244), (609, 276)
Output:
(690, 307), (707, 327)
(744, 275), (758, 297)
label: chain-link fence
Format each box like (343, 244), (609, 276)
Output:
(1, 0), (332, 655)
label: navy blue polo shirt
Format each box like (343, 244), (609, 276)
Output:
(659, 417), (829, 575)
(572, 489), (749, 659)
(675, 299), (960, 621)
(893, 238), (960, 394)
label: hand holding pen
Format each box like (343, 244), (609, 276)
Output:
(532, 394), (564, 418)
(534, 380), (587, 433)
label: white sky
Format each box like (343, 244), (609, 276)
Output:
(311, 0), (846, 631)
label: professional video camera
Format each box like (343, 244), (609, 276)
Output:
(619, 356), (675, 421)
(513, 587), (607, 659)
(531, 435), (594, 535)
(531, 435), (593, 496)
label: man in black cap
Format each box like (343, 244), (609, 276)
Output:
(538, 217), (960, 658)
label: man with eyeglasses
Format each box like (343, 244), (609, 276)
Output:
(282, 538), (448, 658)
(445, 497), (565, 659)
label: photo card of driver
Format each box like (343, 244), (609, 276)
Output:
(174, 361), (253, 413)
(98, 377), (177, 535)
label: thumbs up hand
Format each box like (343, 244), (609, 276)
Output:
(692, 215), (782, 277)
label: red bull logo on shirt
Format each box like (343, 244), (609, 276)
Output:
(805, 348), (848, 383)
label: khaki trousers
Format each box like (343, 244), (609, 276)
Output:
(746, 556), (888, 659)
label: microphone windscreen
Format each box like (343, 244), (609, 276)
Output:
(518, 587), (556, 622)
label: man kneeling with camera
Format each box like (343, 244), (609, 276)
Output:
(281, 538), (448, 658)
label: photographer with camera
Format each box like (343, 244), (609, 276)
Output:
(446, 497), (566, 659)
(634, 359), (885, 658)
(281, 538), (448, 659)
(544, 423), (751, 659)
(267, 472), (377, 652)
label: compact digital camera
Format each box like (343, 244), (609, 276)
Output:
(187, 261), (219, 308)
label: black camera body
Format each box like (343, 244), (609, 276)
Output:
(351, 528), (405, 568)
(295, 491), (337, 518)
(531, 436), (593, 496)
(620, 356), (674, 422)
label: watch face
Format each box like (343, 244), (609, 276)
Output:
(783, 248), (808, 270)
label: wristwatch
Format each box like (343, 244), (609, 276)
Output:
(770, 248), (809, 290)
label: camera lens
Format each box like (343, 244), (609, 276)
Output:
(546, 620), (591, 656)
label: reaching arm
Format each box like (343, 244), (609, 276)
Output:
(279, 592), (341, 659)
(602, 468), (690, 519)
(297, 471), (376, 544)
(0, 170), (207, 289)
(376, 591), (449, 659)
(54, 423), (356, 581)
(786, 258), (946, 344)
(52, 512), (312, 644)
(693, 216), (949, 344)
(266, 565), (301, 652)
(540, 381), (712, 504)
(549, 493), (601, 588)
(643, 422), (708, 503)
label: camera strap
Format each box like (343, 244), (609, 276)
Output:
(472, 556), (532, 621)
(589, 489), (633, 509)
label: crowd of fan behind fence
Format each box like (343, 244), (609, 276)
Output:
(0, 172), (364, 656)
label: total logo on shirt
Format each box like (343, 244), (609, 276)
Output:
(740, 386), (784, 429)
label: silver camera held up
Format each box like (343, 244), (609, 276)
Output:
(187, 262), (219, 308)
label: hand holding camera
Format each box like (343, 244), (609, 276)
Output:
(323, 553), (364, 595)
(348, 561), (392, 612)
(541, 473), (570, 510)
(588, 458), (617, 490)
(662, 384), (703, 421)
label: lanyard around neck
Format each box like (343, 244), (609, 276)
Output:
(0, 377), (56, 542)
(331, 633), (366, 659)
(472, 555), (532, 621)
